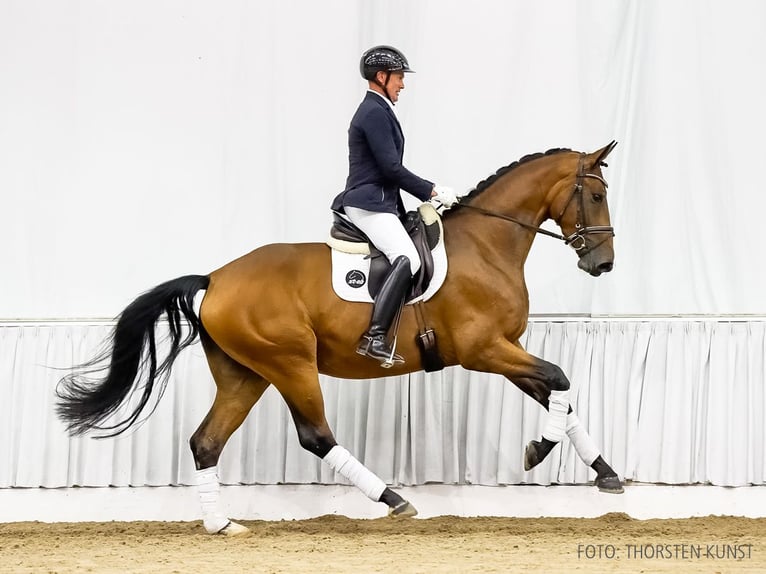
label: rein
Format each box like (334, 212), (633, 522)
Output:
(456, 154), (615, 253)
(457, 203), (568, 241)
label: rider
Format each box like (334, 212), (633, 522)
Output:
(330, 45), (457, 366)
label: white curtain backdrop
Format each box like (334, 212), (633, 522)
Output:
(2, 1), (765, 493)
(2, 319), (764, 488)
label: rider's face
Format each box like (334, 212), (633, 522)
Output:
(378, 71), (405, 103)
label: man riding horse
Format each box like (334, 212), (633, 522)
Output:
(331, 45), (458, 366)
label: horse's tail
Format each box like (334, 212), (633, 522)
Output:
(55, 274), (210, 438)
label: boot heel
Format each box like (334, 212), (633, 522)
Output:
(356, 336), (373, 356)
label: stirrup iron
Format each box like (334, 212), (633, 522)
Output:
(381, 336), (400, 368)
(356, 335), (404, 367)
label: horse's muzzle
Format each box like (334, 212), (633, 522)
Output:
(578, 258), (614, 277)
(596, 261), (614, 274)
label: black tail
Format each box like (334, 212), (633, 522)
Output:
(55, 274), (210, 437)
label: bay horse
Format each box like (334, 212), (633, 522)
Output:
(56, 142), (622, 536)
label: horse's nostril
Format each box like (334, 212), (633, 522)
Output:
(597, 261), (614, 273)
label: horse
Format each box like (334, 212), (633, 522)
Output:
(56, 142), (622, 536)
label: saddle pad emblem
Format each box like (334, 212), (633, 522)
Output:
(345, 269), (366, 288)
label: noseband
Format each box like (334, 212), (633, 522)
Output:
(458, 153), (615, 254)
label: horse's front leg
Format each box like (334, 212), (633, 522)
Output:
(512, 374), (622, 493)
(465, 340), (623, 493)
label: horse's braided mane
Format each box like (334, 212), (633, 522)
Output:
(445, 147), (572, 215)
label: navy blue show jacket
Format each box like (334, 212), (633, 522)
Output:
(331, 92), (434, 216)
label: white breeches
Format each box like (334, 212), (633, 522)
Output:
(345, 207), (421, 275)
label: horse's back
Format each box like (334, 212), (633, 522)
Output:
(206, 240), (331, 303)
(199, 242), (338, 354)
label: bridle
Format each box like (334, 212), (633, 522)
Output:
(456, 153), (615, 255)
(553, 153), (615, 253)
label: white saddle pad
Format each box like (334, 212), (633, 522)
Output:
(328, 222), (448, 305)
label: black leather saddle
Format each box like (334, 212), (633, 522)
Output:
(330, 208), (442, 301)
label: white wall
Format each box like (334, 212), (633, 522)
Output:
(3, 484), (765, 522)
(3, 0), (765, 318)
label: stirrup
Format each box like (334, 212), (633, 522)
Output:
(356, 335), (404, 368)
(381, 346), (405, 369)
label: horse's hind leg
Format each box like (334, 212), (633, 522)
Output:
(268, 363), (417, 518)
(190, 332), (271, 536)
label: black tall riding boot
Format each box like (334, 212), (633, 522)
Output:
(356, 255), (412, 367)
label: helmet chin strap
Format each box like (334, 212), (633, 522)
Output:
(375, 71), (394, 104)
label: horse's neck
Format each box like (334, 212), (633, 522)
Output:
(448, 157), (573, 265)
(479, 159), (571, 226)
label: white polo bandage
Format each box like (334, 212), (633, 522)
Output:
(195, 466), (230, 534)
(565, 413), (601, 466)
(542, 389), (569, 443)
(323, 445), (387, 501)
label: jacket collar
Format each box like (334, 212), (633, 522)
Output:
(365, 90), (403, 136)
(366, 89), (396, 112)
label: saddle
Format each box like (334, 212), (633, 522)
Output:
(329, 204), (442, 302)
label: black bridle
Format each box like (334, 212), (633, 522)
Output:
(456, 153), (615, 255)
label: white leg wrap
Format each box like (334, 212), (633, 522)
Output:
(542, 389), (569, 443)
(323, 445), (387, 502)
(195, 467), (230, 534)
(565, 413), (601, 466)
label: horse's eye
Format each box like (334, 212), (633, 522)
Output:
(592, 193), (604, 203)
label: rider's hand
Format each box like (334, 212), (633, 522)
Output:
(431, 184), (458, 207)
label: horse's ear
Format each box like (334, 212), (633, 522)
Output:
(589, 140), (618, 168)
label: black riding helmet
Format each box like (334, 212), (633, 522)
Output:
(359, 45), (415, 80)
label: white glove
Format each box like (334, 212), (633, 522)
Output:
(432, 184), (458, 207)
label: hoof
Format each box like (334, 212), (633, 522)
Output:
(524, 440), (543, 471)
(218, 521), (251, 537)
(595, 475), (624, 494)
(388, 500), (418, 518)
